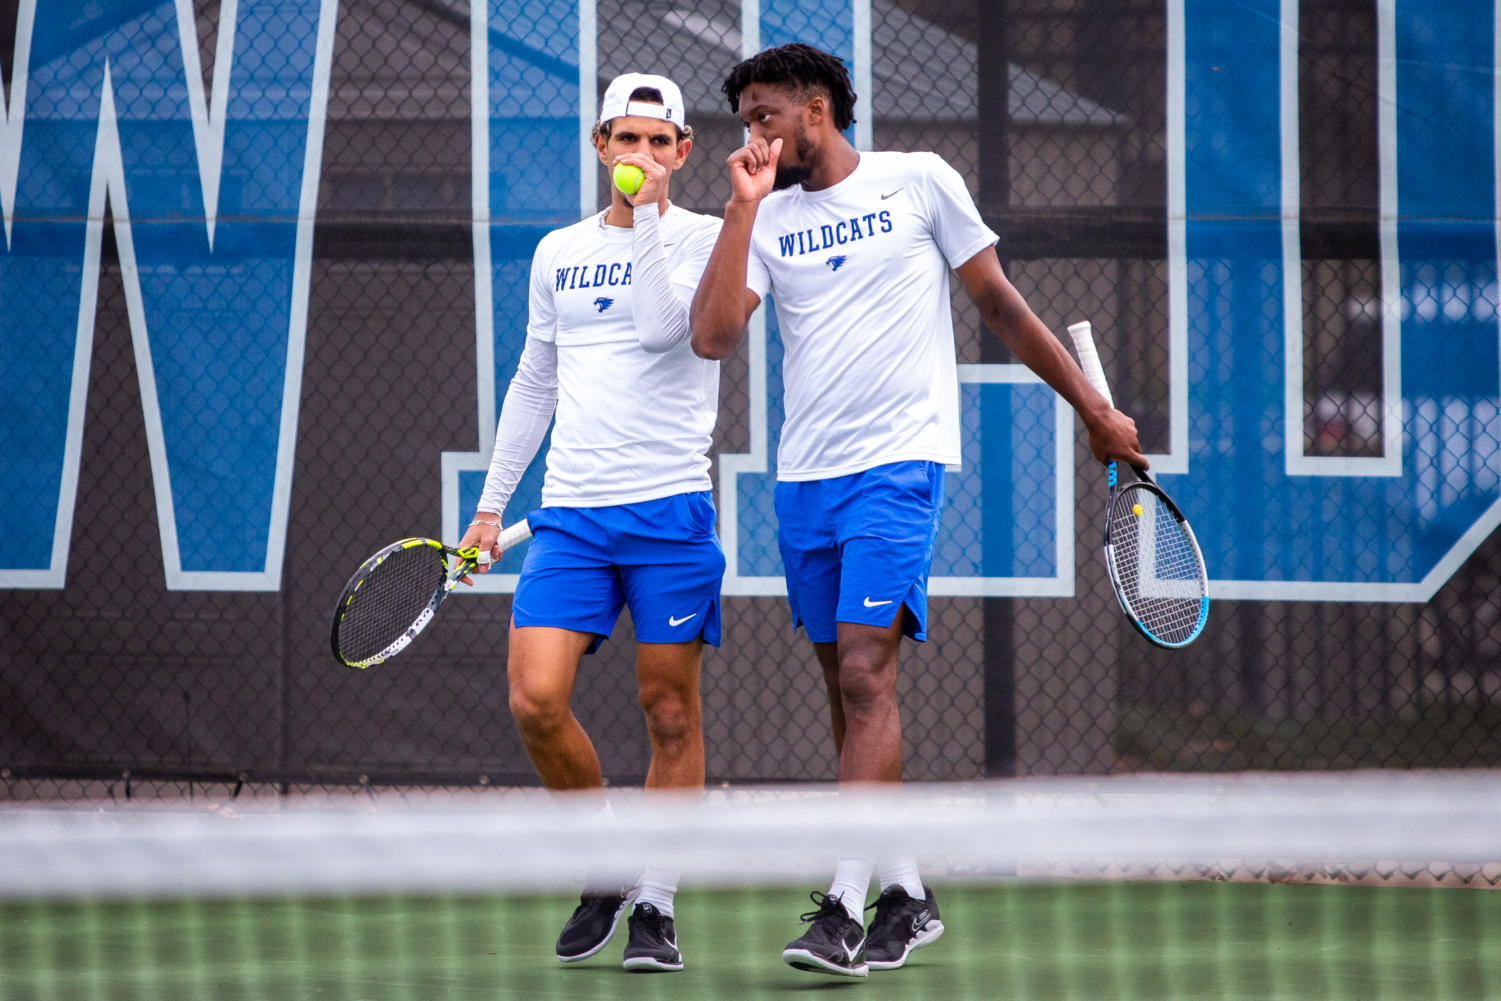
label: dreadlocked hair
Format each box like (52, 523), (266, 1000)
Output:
(722, 43), (857, 131)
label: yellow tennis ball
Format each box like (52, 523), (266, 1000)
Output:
(1132, 503), (1143, 516)
(613, 163), (644, 196)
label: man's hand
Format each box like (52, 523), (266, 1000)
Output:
(615, 152), (668, 207)
(1084, 406), (1148, 469)
(455, 516), (502, 585)
(727, 136), (782, 204)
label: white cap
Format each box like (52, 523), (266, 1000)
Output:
(598, 72), (686, 128)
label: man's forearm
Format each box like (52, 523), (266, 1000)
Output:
(1007, 311), (1114, 423)
(689, 201), (759, 360)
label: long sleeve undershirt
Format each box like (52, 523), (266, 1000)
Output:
(475, 336), (557, 517)
(475, 204), (699, 518)
(630, 203), (692, 353)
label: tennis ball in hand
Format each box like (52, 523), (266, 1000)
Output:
(613, 163), (645, 196)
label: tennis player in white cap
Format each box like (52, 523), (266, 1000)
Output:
(457, 71), (723, 973)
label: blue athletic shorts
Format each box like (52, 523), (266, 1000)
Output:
(511, 492), (725, 653)
(773, 461), (945, 645)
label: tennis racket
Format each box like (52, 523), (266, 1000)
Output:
(1066, 321), (1209, 648)
(330, 520), (533, 669)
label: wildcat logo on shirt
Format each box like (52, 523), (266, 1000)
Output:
(776, 210), (892, 258)
(555, 261), (633, 291)
(593, 297), (614, 312)
(825, 256), (847, 272)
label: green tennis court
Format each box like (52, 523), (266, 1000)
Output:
(4, 881), (1497, 1000)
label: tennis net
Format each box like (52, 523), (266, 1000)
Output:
(2, 771), (1499, 1000)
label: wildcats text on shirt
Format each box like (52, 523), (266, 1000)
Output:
(555, 261), (633, 291)
(775, 210), (893, 258)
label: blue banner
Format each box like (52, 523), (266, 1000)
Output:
(0, 0), (335, 590)
(1172, 0), (1501, 599)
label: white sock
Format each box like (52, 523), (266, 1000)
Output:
(581, 800), (625, 895)
(877, 857), (925, 901)
(828, 857), (874, 922)
(633, 865), (680, 918)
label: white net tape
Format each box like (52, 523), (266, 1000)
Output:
(3, 771), (1498, 899)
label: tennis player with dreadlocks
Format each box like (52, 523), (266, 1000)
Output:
(458, 72), (723, 973)
(690, 43), (1146, 977)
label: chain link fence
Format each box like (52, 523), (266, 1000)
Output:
(3, 0), (1499, 814)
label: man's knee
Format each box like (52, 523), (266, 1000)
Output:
(639, 682), (698, 748)
(508, 680), (570, 737)
(835, 637), (900, 712)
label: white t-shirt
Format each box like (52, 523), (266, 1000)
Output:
(745, 151), (999, 480)
(525, 205), (722, 506)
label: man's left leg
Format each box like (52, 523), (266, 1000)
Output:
(616, 640), (704, 973)
(779, 462), (946, 975)
(828, 617), (944, 970)
(637, 639), (706, 789)
(614, 492), (722, 972)
(823, 462), (947, 971)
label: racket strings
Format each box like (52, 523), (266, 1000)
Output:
(337, 545), (448, 662)
(1108, 488), (1207, 645)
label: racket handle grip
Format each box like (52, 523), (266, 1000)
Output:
(1066, 320), (1114, 408)
(468, 522), (540, 567)
(475, 519), (534, 565)
(497, 519), (533, 550)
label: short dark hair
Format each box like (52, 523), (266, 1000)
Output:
(722, 43), (857, 132)
(592, 86), (692, 142)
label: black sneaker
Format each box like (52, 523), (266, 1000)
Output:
(864, 884), (944, 971)
(781, 891), (869, 978)
(555, 891), (629, 962)
(621, 902), (683, 972)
